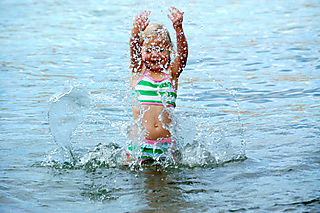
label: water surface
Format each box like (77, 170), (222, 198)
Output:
(1, 0), (319, 212)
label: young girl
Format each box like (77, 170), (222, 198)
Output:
(127, 7), (188, 163)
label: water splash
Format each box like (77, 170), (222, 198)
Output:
(48, 83), (90, 160)
(78, 143), (126, 171)
(46, 81), (246, 170)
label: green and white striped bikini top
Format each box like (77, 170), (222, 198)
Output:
(132, 70), (177, 108)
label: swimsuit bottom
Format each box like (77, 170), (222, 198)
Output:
(126, 138), (179, 163)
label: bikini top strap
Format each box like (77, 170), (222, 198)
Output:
(132, 69), (149, 88)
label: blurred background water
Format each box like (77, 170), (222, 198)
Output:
(0, 0), (319, 212)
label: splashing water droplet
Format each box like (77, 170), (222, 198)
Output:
(48, 83), (90, 160)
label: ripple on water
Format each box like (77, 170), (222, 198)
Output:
(1, 0), (319, 212)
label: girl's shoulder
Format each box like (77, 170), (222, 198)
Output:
(130, 68), (146, 87)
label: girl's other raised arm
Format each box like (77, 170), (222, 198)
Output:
(130, 10), (150, 72)
(168, 7), (188, 78)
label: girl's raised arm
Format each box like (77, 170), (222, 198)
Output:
(130, 10), (150, 72)
(168, 7), (188, 78)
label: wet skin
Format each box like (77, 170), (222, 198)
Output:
(132, 104), (172, 140)
(129, 7), (188, 141)
(131, 38), (173, 140)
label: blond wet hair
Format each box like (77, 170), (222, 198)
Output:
(140, 23), (174, 52)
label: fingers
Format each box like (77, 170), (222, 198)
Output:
(136, 10), (150, 23)
(168, 7), (184, 20)
(168, 7), (184, 27)
(169, 7), (179, 13)
(168, 7), (184, 17)
(134, 10), (151, 31)
(140, 10), (151, 19)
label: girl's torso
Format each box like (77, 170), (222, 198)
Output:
(130, 68), (177, 140)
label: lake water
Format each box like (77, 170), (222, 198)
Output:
(1, 0), (319, 212)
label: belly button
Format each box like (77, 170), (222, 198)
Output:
(154, 124), (159, 128)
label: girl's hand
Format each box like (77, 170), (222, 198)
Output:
(133, 10), (151, 33)
(167, 7), (184, 30)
